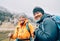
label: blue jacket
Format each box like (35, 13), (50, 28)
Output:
(34, 13), (59, 41)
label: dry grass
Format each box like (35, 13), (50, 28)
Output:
(0, 31), (14, 41)
(0, 22), (15, 41)
(0, 22), (15, 28)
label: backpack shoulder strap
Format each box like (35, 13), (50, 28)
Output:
(26, 22), (30, 32)
(26, 22), (32, 37)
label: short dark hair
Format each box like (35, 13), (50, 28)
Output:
(33, 7), (44, 15)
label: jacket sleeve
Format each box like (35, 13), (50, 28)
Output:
(11, 27), (18, 39)
(35, 18), (58, 41)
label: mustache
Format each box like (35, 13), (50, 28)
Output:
(35, 15), (40, 18)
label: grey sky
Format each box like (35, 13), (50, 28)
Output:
(0, 0), (60, 17)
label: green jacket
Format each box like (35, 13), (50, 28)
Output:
(34, 13), (59, 41)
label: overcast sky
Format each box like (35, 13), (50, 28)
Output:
(0, 0), (60, 17)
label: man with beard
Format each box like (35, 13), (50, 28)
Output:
(33, 7), (59, 41)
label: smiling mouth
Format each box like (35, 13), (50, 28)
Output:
(35, 15), (40, 18)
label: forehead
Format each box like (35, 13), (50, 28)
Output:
(35, 11), (42, 13)
(34, 12), (42, 15)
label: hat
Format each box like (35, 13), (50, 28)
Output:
(33, 7), (44, 15)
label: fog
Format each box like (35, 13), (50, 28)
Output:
(0, 0), (60, 17)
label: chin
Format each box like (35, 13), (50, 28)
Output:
(35, 19), (40, 22)
(36, 18), (41, 20)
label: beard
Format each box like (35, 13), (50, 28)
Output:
(35, 18), (41, 23)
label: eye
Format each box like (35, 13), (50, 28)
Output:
(34, 13), (36, 16)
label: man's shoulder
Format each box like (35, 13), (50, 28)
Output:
(44, 18), (53, 22)
(43, 18), (54, 24)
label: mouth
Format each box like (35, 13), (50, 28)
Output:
(35, 15), (40, 19)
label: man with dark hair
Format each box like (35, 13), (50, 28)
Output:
(33, 7), (59, 41)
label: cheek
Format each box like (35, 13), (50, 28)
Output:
(34, 14), (42, 20)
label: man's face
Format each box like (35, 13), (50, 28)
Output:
(33, 12), (43, 21)
(19, 16), (26, 24)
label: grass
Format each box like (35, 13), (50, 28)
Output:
(0, 22), (16, 41)
(0, 31), (14, 41)
(0, 22), (15, 28)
